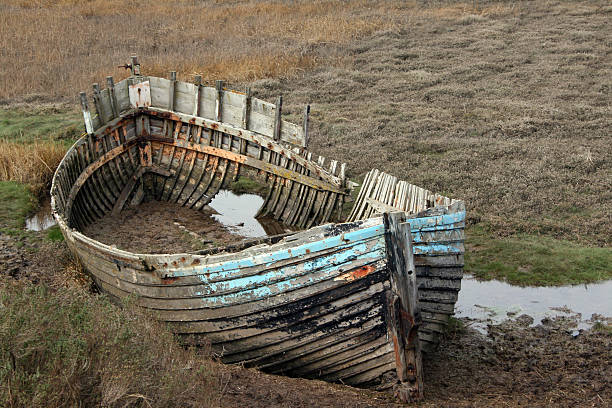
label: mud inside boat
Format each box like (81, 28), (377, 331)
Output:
(51, 58), (465, 401)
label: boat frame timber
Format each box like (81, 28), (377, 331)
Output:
(50, 57), (466, 403)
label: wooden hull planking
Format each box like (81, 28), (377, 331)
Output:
(51, 64), (465, 399)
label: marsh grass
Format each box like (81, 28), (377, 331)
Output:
(0, 107), (80, 197)
(466, 226), (612, 286)
(0, 0), (513, 101)
(0, 181), (35, 230)
(0, 281), (218, 408)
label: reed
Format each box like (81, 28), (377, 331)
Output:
(0, 140), (66, 197)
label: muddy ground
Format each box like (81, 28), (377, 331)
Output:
(1, 225), (609, 407)
(83, 201), (245, 254)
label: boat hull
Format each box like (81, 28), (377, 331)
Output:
(50, 69), (464, 394)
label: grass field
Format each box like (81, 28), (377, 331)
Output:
(0, 1), (610, 277)
(0, 1), (610, 406)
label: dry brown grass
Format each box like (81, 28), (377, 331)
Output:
(0, 140), (66, 197)
(0, 280), (218, 408)
(0, 0), (609, 246)
(0, 0), (512, 101)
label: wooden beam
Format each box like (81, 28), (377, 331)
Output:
(273, 95), (282, 141)
(169, 71), (177, 111)
(130, 56), (141, 76)
(147, 135), (346, 194)
(303, 104), (310, 148)
(242, 87), (251, 130)
(193, 75), (202, 117)
(383, 212), (423, 403)
(80, 92), (94, 135)
(215, 80), (224, 122)
(106, 76), (118, 118)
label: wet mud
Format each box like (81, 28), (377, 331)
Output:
(82, 193), (293, 254)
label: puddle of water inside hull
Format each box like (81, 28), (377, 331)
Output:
(25, 199), (57, 231)
(456, 275), (612, 332)
(208, 190), (293, 238)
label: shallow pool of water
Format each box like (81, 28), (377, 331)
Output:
(208, 190), (292, 238)
(456, 275), (612, 330)
(25, 200), (56, 231)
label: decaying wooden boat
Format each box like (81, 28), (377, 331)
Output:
(50, 57), (465, 401)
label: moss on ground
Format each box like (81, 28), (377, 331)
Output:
(0, 107), (81, 145)
(0, 181), (35, 230)
(45, 225), (64, 242)
(465, 225), (612, 286)
(228, 176), (269, 196)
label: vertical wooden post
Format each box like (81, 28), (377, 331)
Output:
(92, 83), (103, 122)
(303, 104), (310, 149)
(215, 80), (224, 122)
(106, 76), (118, 118)
(193, 75), (202, 117)
(130, 55), (141, 76)
(80, 92), (94, 135)
(169, 71), (177, 111)
(383, 212), (423, 403)
(273, 95), (282, 141)
(242, 87), (251, 130)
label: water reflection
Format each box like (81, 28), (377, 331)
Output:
(456, 275), (612, 331)
(208, 190), (292, 238)
(25, 200), (57, 231)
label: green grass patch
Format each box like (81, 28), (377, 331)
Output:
(592, 322), (612, 336)
(45, 225), (64, 242)
(228, 176), (269, 196)
(0, 107), (81, 145)
(0, 181), (35, 230)
(466, 225), (612, 286)
(0, 282), (218, 407)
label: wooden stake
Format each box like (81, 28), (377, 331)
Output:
(303, 104), (310, 148)
(383, 212), (423, 403)
(106, 76), (118, 118)
(193, 75), (202, 117)
(273, 95), (282, 141)
(80, 92), (94, 135)
(215, 80), (224, 122)
(169, 71), (177, 111)
(130, 55), (141, 76)
(242, 87), (252, 130)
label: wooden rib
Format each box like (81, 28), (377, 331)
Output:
(158, 121), (180, 200)
(172, 126), (202, 203)
(273, 157), (297, 220)
(142, 108), (343, 188)
(64, 139), (139, 220)
(95, 135), (121, 200)
(256, 149), (277, 217)
(101, 135), (125, 192)
(164, 125), (191, 202)
(75, 142), (107, 217)
(187, 156), (220, 209)
(193, 157), (229, 211)
(179, 129), (214, 207)
(178, 152), (210, 207)
(111, 166), (144, 216)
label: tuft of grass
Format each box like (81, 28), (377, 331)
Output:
(0, 281), (218, 408)
(228, 176), (269, 196)
(444, 316), (466, 339)
(592, 322), (612, 336)
(46, 225), (64, 242)
(0, 108), (81, 144)
(0, 181), (35, 230)
(465, 226), (612, 286)
(0, 107), (79, 198)
(0, 140), (67, 198)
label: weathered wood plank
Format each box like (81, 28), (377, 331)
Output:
(383, 212), (423, 402)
